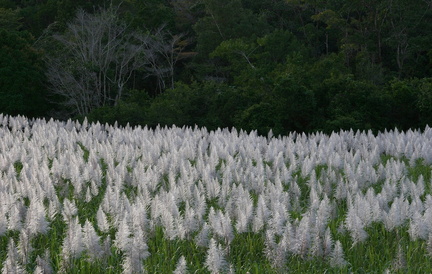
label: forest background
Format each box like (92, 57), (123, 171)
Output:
(1, 0), (432, 136)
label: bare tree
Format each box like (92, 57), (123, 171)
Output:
(137, 27), (189, 94)
(45, 7), (148, 116)
(45, 6), (189, 116)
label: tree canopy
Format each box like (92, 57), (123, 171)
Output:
(0, 0), (431, 135)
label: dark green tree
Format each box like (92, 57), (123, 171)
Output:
(0, 7), (21, 30)
(193, 0), (269, 58)
(121, 0), (176, 31)
(321, 74), (391, 132)
(0, 28), (49, 117)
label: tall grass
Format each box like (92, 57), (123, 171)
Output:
(1, 114), (432, 273)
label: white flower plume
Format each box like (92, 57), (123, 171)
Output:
(205, 238), (228, 274)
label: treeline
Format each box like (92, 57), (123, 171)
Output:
(1, 0), (432, 135)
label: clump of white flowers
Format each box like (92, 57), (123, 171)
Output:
(1, 114), (432, 272)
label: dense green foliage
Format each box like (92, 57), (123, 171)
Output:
(0, 8), (50, 117)
(0, 0), (432, 134)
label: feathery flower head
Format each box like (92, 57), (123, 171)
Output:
(330, 240), (347, 268)
(173, 256), (188, 274)
(205, 238), (228, 274)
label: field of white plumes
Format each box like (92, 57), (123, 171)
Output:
(1, 114), (432, 273)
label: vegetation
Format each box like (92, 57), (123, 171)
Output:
(2, 115), (432, 273)
(0, 0), (432, 133)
